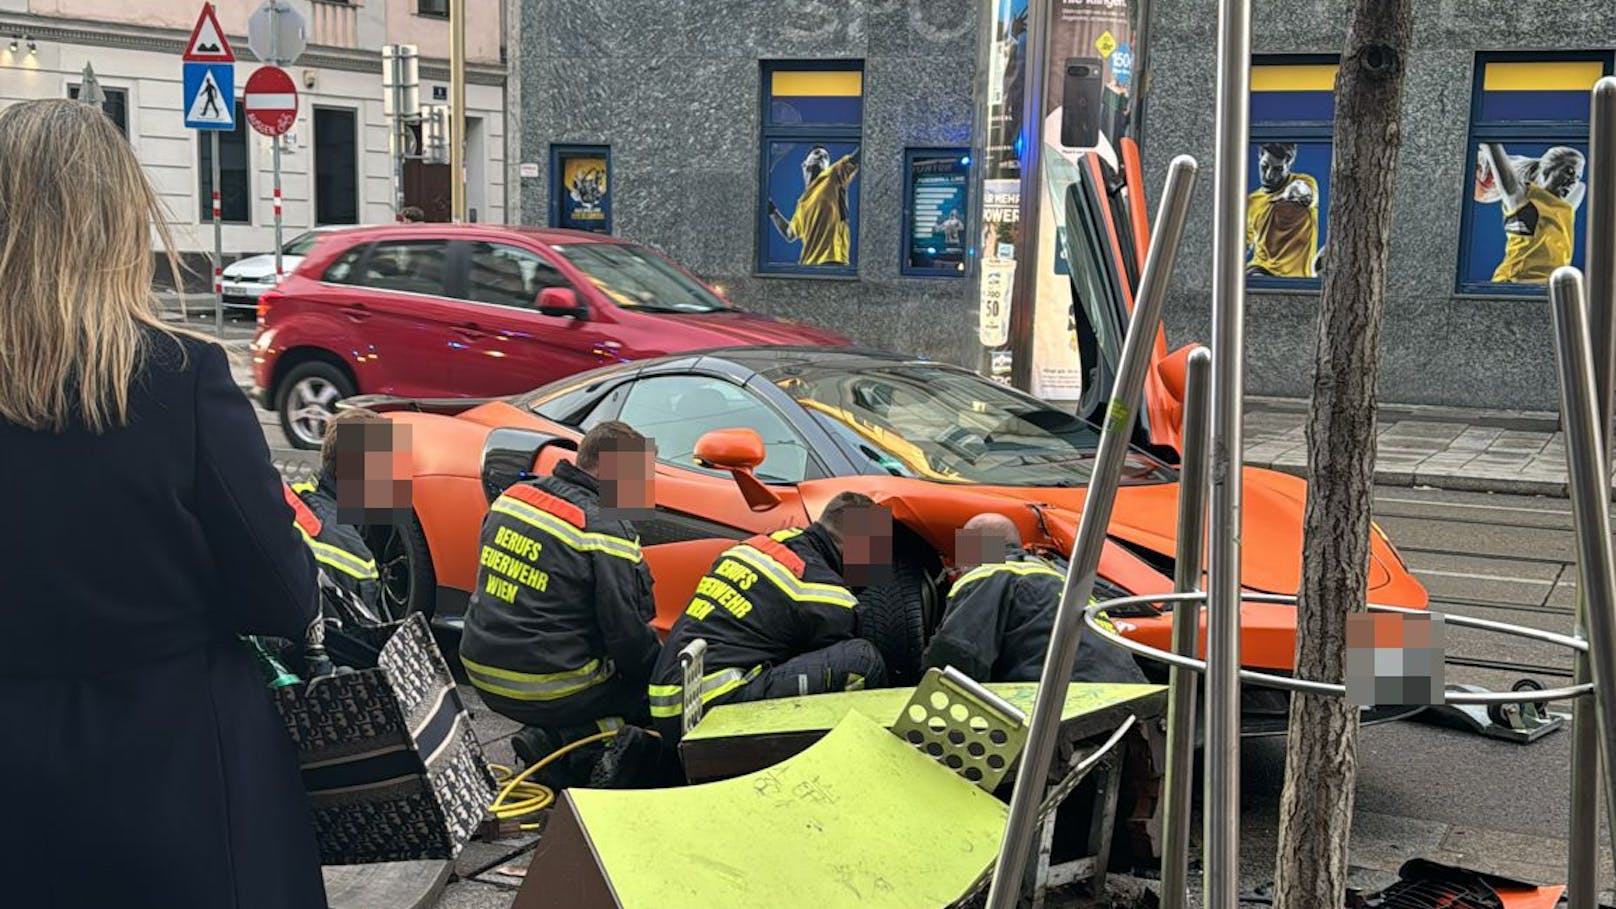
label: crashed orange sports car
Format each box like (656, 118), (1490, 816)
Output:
(348, 141), (1429, 733)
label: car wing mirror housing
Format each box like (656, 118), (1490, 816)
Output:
(694, 428), (781, 512)
(537, 287), (589, 320)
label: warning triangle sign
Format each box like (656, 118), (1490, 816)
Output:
(187, 69), (234, 125)
(184, 4), (235, 62)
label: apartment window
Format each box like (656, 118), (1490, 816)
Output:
(1457, 53), (1612, 296)
(198, 100), (250, 224)
(756, 61), (864, 277)
(1245, 58), (1336, 290)
(418, 0), (447, 17)
(68, 84), (128, 136)
(314, 107), (359, 225)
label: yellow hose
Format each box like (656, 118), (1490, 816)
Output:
(487, 730), (619, 830)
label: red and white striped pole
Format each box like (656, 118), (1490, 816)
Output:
(211, 128), (223, 336)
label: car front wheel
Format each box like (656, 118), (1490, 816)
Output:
(276, 361), (355, 450)
(365, 511), (438, 622)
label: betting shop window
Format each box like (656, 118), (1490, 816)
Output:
(198, 100), (251, 224)
(1456, 54), (1613, 296)
(756, 61), (864, 278)
(67, 85), (128, 136)
(1245, 58), (1336, 291)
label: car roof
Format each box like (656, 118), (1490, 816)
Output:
(301, 223), (627, 246)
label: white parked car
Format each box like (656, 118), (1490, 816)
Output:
(220, 229), (334, 311)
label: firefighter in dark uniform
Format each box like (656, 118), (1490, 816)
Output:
(923, 513), (1148, 685)
(459, 421), (665, 786)
(647, 492), (890, 741)
(287, 408), (386, 615)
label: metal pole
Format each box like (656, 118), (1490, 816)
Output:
(983, 154), (1199, 909)
(1550, 266), (1616, 886)
(1204, 0), (1252, 900)
(1006, 0), (1052, 392)
(270, 5), (284, 284)
(967, 0), (1002, 377)
(1159, 345), (1212, 909)
(449, 0), (466, 222)
(1566, 74), (1616, 909)
(212, 129), (223, 336)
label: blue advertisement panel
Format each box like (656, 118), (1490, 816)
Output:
(1461, 140), (1589, 288)
(904, 150), (971, 276)
(761, 140), (861, 272)
(1245, 141), (1332, 281)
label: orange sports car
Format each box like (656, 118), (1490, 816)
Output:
(348, 140), (1429, 733)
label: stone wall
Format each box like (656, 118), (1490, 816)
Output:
(514, 0), (983, 368)
(1142, 0), (1616, 411)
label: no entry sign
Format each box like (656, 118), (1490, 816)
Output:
(245, 65), (298, 137)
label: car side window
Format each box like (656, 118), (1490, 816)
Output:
(615, 375), (812, 484)
(462, 242), (572, 309)
(359, 239), (451, 297)
(323, 244), (368, 284)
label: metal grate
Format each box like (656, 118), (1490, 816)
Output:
(891, 667), (1028, 793)
(1361, 878), (1503, 909)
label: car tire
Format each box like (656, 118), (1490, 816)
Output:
(276, 361), (355, 450)
(856, 554), (937, 687)
(366, 511), (437, 622)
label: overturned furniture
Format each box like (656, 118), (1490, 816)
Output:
(514, 669), (1152, 909)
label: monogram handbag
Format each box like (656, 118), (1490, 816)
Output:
(270, 612), (496, 865)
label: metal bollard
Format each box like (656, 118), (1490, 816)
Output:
(1567, 74), (1616, 909)
(1548, 266), (1616, 884)
(982, 154), (1200, 909)
(1159, 347), (1212, 909)
(1204, 0), (1253, 900)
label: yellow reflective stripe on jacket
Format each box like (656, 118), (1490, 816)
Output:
(726, 545), (858, 609)
(290, 480), (317, 495)
(295, 525), (379, 581)
(647, 666), (761, 718)
(951, 560), (1064, 595)
(462, 655), (615, 702)
(769, 528), (805, 542)
(489, 496), (643, 563)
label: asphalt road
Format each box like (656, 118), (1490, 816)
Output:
(237, 382), (1606, 901)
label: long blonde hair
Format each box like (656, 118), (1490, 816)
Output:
(0, 98), (187, 433)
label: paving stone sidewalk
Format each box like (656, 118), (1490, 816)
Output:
(1243, 406), (1574, 498)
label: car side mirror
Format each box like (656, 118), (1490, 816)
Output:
(537, 287), (588, 320)
(481, 428), (578, 503)
(694, 428), (781, 512)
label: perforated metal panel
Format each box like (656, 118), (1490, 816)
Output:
(891, 667), (1029, 792)
(679, 639), (707, 736)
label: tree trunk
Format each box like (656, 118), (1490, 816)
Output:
(1271, 1), (1412, 906)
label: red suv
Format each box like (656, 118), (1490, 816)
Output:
(251, 225), (851, 448)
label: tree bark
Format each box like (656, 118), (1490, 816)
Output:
(1272, 1), (1412, 906)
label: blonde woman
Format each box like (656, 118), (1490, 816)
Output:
(0, 100), (326, 908)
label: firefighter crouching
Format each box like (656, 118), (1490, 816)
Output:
(459, 422), (672, 788)
(922, 513), (1148, 685)
(288, 407), (388, 613)
(647, 492), (891, 741)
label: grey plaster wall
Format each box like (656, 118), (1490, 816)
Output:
(515, 0), (982, 368)
(1142, 0), (1616, 411)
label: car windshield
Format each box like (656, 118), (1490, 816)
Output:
(774, 364), (1175, 487)
(282, 231), (321, 257)
(549, 242), (733, 314)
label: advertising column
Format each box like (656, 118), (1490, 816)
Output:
(973, 0), (1139, 404)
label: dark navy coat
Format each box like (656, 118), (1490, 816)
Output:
(0, 329), (327, 909)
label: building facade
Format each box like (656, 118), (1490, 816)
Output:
(0, 0), (510, 286)
(1143, 0), (1616, 411)
(507, 0), (1607, 411)
(510, 0), (987, 370)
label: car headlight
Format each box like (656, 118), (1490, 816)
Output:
(258, 274), (280, 284)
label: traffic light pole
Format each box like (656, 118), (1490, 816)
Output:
(449, 0), (466, 222)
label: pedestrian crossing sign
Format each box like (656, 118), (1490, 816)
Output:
(184, 62), (235, 130)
